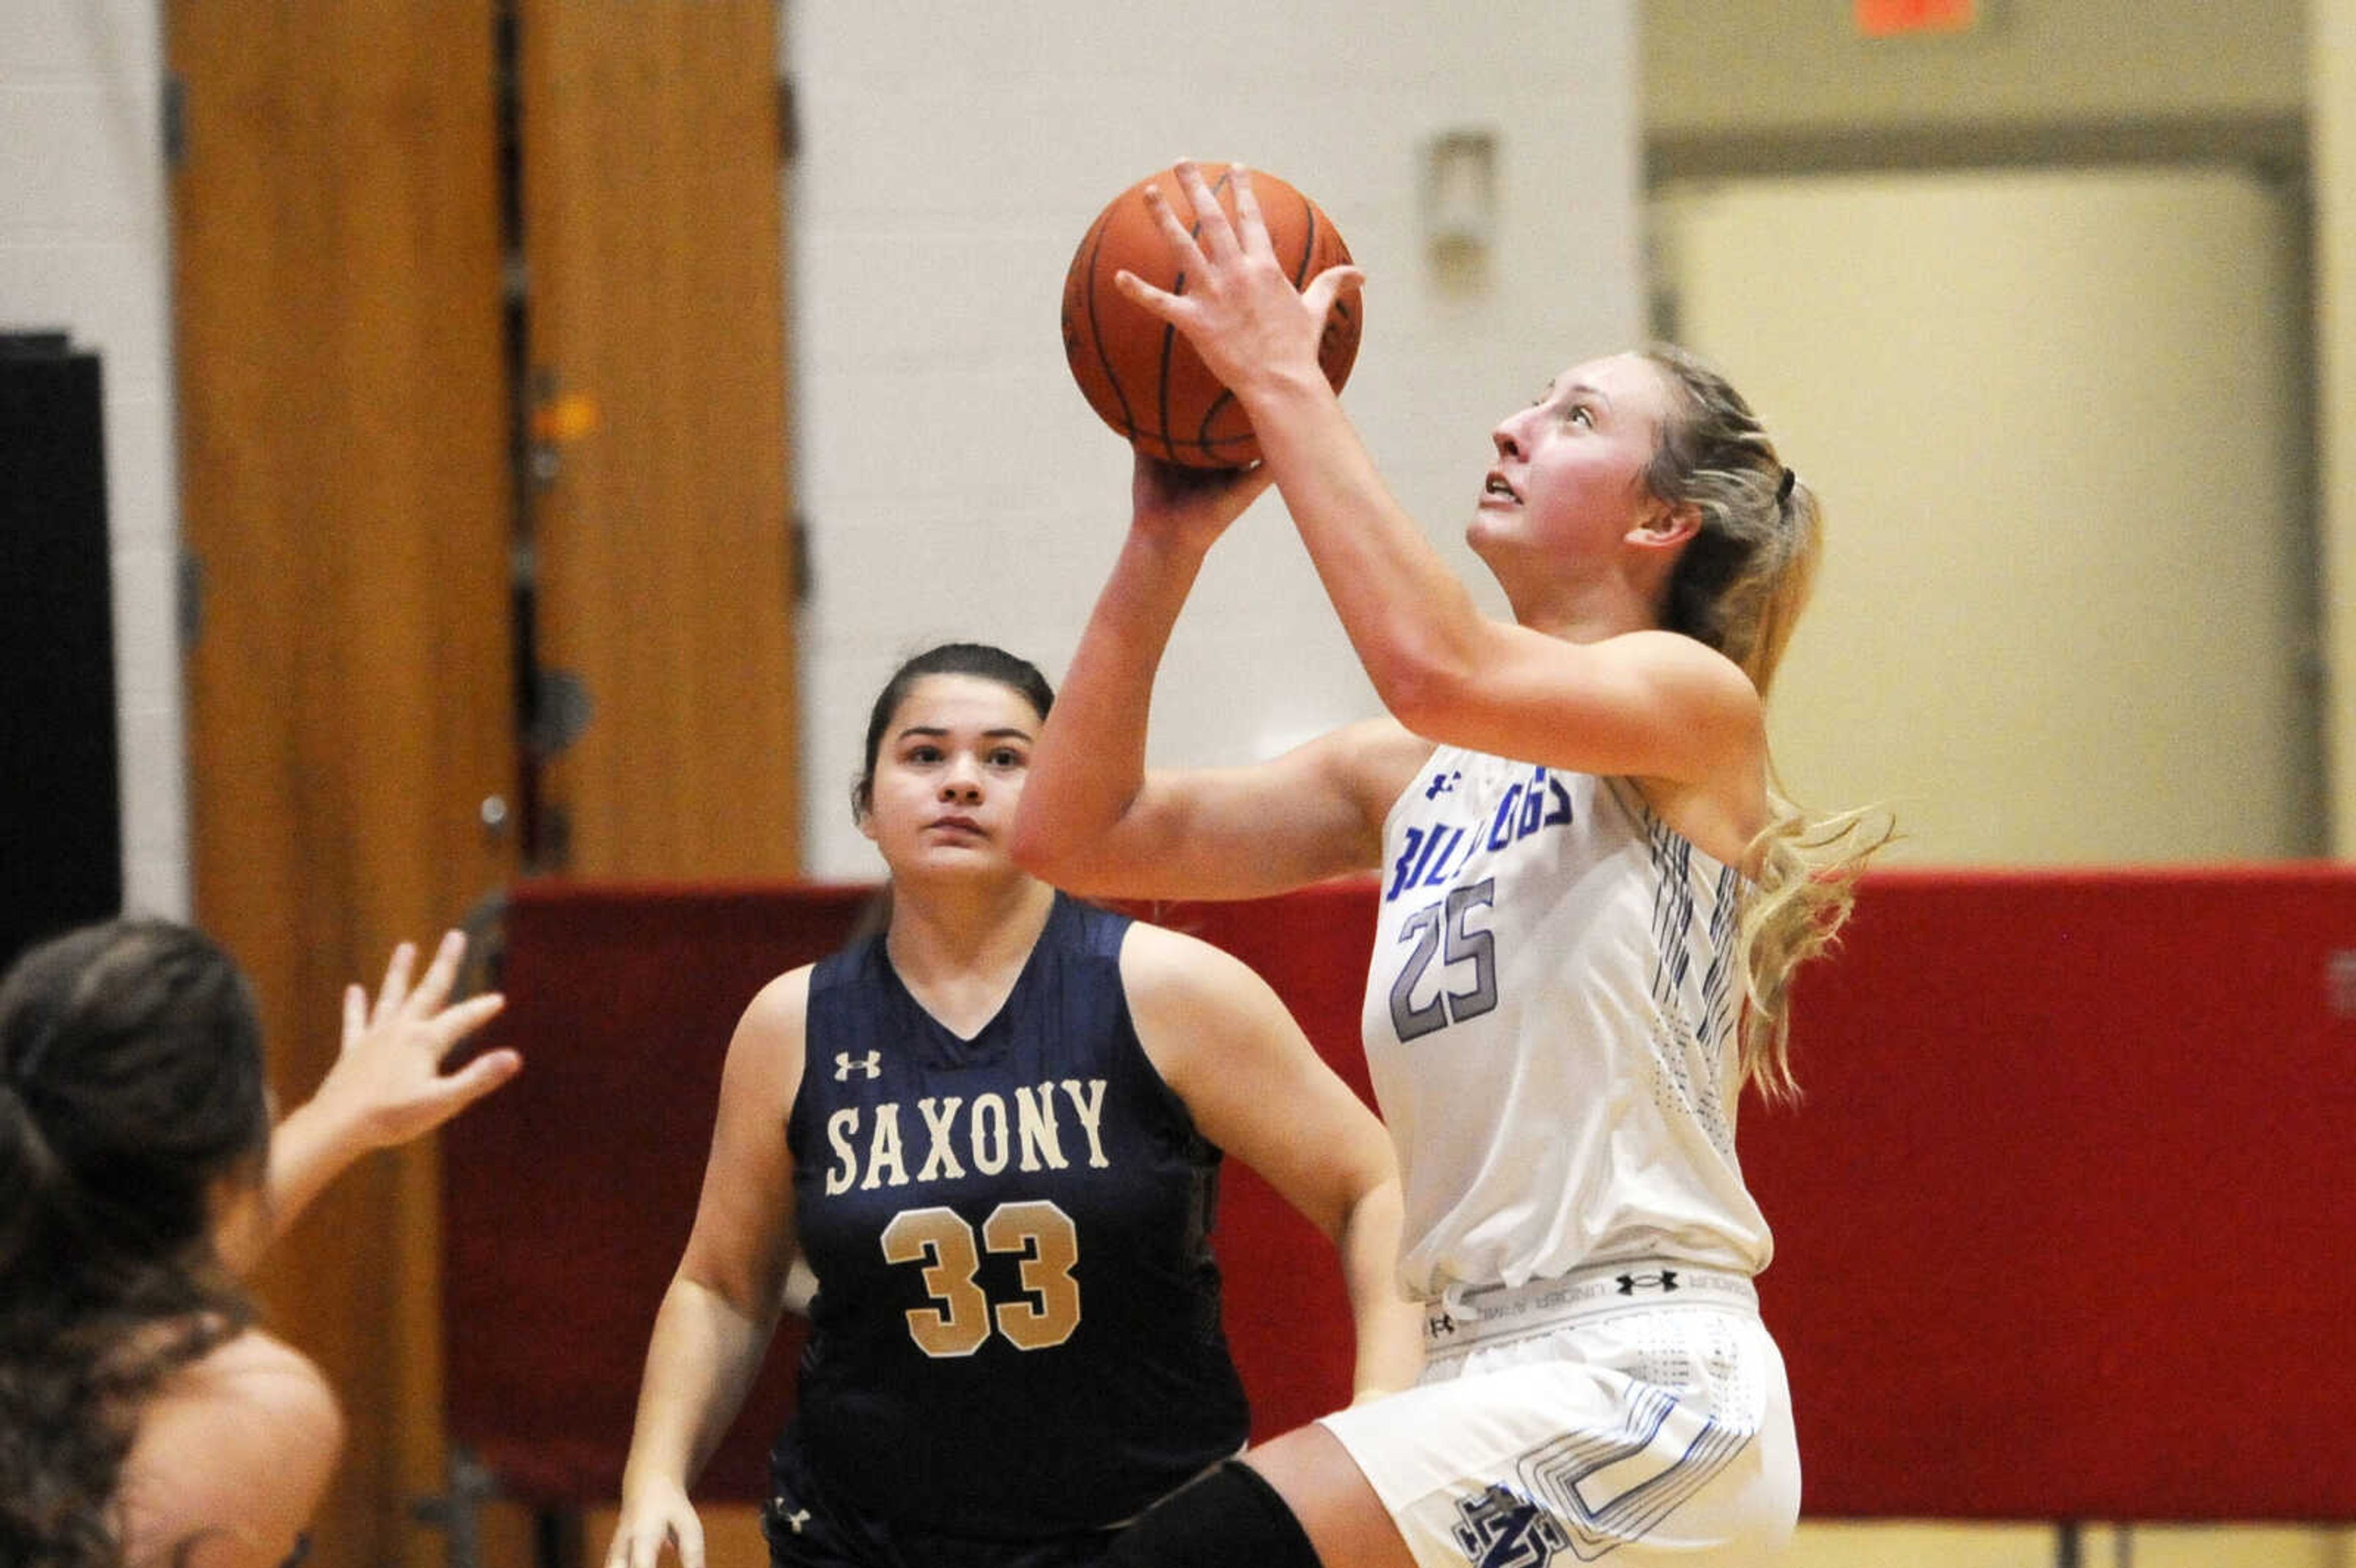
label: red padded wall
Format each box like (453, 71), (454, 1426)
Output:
(445, 868), (2356, 1521)
(1741, 865), (2356, 1520)
(442, 882), (874, 1504)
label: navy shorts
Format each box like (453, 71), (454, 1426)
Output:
(762, 1432), (1122, 1568)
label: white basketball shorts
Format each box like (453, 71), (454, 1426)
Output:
(1317, 1262), (1799, 1567)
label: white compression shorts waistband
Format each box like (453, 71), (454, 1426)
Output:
(1424, 1261), (1758, 1358)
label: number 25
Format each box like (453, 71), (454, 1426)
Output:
(1388, 879), (1498, 1043)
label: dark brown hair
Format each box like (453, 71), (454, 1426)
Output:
(0, 918), (271, 1566)
(852, 642), (1057, 820)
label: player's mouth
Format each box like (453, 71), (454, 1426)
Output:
(928, 813), (985, 837)
(1481, 471), (1520, 505)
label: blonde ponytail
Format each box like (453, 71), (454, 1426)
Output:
(1735, 793), (1895, 1101)
(1637, 344), (1895, 1097)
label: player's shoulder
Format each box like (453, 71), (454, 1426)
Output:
(1117, 917), (1322, 1113)
(1617, 628), (1766, 714)
(1607, 629), (1770, 829)
(744, 961), (816, 1023)
(118, 1329), (342, 1566)
(160, 1328), (340, 1434)
(1117, 918), (1278, 1019)
(727, 963), (815, 1080)
(1310, 714), (1439, 820)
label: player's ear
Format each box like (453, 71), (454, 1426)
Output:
(1632, 499), (1700, 550)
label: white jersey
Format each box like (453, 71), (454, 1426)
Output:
(1361, 744), (1773, 1296)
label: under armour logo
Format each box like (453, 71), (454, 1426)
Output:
(1427, 1310), (1459, 1337)
(1615, 1269), (1680, 1295)
(1423, 770), (1463, 801)
(1451, 1483), (1569, 1568)
(770, 1499), (809, 1535)
(834, 1051), (881, 1080)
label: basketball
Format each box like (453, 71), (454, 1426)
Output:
(1061, 163), (1360, 468)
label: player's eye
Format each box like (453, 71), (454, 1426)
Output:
(905, 744), (942, 764)
(1566, 403), (1595, 428)
(989, 747), (1027, 769)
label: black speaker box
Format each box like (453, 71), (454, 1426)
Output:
(2, 332), (126, 972)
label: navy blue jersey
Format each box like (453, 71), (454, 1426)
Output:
(782, 894), (1249, 1539)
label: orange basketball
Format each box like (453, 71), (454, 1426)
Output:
(1061, 163), (1361, 469)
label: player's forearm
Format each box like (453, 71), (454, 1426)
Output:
(1335, 1179), (1425, 1402)
(215, 1097), (368, 1275)
(1013, 526), (1205, 883)
(619, 1275), (779, 1497)
(1241, 371), (1490, 722)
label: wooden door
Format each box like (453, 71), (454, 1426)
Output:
(517, 0), (801, 879)
(167, 4), (515, 1565)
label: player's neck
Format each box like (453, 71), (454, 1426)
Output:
(1507, 566), (1661, 644)
(884, 876), (1056, 1033)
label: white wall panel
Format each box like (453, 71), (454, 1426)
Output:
(0, 2), (185, 920)
(792, 1), (1644, 874)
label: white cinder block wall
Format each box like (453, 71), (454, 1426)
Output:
(10, 1), (1640, 901)
(790, 2), (1642, 876)
(1, 0), (190, 920)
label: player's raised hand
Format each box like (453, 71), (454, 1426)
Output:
(310, 930), (518, 1151)
(1115, 160), (1364, 400)
(1130, 448), (1276, 554)
(218, 929), (522, 1275)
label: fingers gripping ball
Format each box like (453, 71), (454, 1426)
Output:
(1061, 163), (1361, 468)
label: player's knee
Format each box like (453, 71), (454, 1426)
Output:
(1105, 1459), (1323, 1568)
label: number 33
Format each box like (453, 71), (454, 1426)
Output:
(879, 1200), (1082, 1357)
